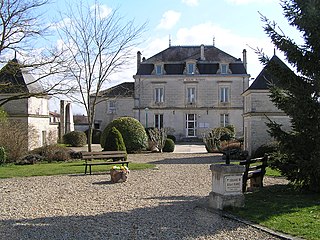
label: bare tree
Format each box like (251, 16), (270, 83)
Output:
(0, 0), (76, 106)
(58, 1), (146, 151)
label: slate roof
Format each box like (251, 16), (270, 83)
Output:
(97, 82), (134, 97)
(136, 45), (247, 75)
(248, 55), (291, 90)
(0, 59), (44, 93)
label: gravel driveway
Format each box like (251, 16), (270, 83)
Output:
(0, 152), (287, 239)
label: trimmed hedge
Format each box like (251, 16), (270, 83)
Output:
(163, 139), (175, 152)
(63, 131), (87, 147)
(101, 117), (148, 153)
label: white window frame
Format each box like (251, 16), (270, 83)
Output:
(186, 114), (197, 137)
(154, 87), (164, 103)
(219, 86), (230, 103)
(187, 87), (196, 103)
(108, 100), (116, 113)
(220, 114), (229, 127)
(155, 64), (162, 75)
(154, 114), (164, 129)
(221, 64), (228, 74)
(187, 63), (195, 74)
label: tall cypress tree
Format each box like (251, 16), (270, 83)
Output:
(261, 0), (320, 192)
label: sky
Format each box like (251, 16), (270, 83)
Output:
(42, 0), (300, 114)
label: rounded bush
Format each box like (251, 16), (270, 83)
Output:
(85, 129), (102, 144)
(167, 134), (176, 143)
(63, 131), (87, 147)
(0, 146), (7, 164)
(101, 117), (148, 153)
(163, 139), (175, 152)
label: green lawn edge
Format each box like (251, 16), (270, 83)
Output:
(0, 161), (155, 178)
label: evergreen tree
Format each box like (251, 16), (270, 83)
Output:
(103, 127), (127, 161)
(261, 0), (320, 191)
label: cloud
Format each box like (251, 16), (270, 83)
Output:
(181, 0), (199, 6)
(157, 10), (181, 30)
(90, 4), (112, 19)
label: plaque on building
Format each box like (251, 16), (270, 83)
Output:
(225, 175), (242, 192)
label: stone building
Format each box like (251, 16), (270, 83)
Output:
(0, 59), (74, 150)
(94, 44), (250, 140)
(0, 58), (58, 150)
(242, 55), (291, 154)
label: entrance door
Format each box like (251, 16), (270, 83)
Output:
(186, 114), (197, 137)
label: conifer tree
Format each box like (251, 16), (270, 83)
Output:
(261, 0), (320, 191)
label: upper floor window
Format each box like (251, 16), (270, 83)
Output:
(108, 100), (116, 113)
(220, 114), (229, 127)
(221, 64), (228, 74)
(220, 87), (229, 103)
(187, 87), (196, 103)
(187, 63), (195, 74)
(154, 87), (164, 103)
(155, 65), (162, 75)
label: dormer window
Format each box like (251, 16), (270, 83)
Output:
(187, 63), (195, 74)
(221, 64), (228, 74)
(155, 64), (162, 75)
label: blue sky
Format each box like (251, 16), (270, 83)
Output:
(43, 0), (300, 113)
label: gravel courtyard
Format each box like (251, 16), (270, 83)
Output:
(0, 152), (288, 240)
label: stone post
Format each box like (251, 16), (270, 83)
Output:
(208, 164), (245, 210)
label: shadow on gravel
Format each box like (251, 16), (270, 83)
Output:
(149, 155), (223, 165)
(0, 195), (254, 240)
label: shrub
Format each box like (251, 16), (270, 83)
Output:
(0, 146), (7, 164)
(69, 151), (82, 159)
(167, 134), (176, 143)
(101, 117), (148, 153)
(63, 131), (87, 147)
(163, 139), (175, 152)
(30, 144), (71, 162)
(103, 127), (126, 151)
(252, 142), (279, 158)
(15, 154), (44, 165)
(85, 129), (102, 144)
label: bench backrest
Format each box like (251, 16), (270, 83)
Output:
(81, 151), (127, 160)
(239, 155), (268, 174)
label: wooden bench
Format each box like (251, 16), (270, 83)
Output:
(239, 155), (268, 192)
(81, 151), (129, 175)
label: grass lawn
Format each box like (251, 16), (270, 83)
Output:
(0, 160), (155, 178)
(227, 184), (320, 240)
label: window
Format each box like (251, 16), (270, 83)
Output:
(221, 64), (228, 74)
(187, 87), (196, 103)
(154, 114), (163, 129)
(220, 114), (229, 127)
(220, 87), (229, 103)
(187, 63), (195, 74)
(155, 65), (162, 75)
(108, 100), (116, 113)
(154, 87), (164, 103)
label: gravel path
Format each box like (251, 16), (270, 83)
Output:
(0, 153), (287, 240)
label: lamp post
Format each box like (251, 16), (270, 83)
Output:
(145, 107), (149, 128)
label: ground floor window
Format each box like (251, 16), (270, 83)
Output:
(186, 114), (197, 137)
(154, 114), (163, 129)
(220, 114), (229, 127)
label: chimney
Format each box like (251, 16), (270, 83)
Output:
(200, 44), (205, 61)
(242, 49), (247, 71)
(137, 51), (141, 71)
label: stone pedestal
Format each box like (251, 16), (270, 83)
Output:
(208, 164), (245, 210)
